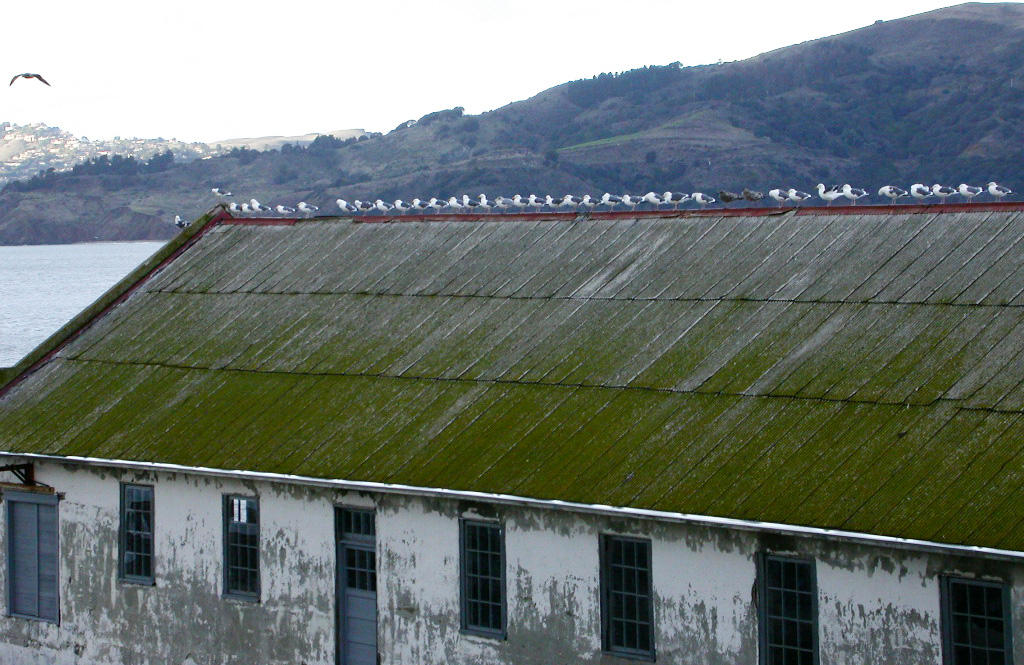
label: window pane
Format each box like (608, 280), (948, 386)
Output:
(461, 522), (504, 633)
(604, 537), (653, 657)
(762, 557), (816, 664)
(946, 579), (1009, 665)
(225, 496), (259, 597)
(121, 484), (154, 582)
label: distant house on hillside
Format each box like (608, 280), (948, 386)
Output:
(2, 202), (1024, 665)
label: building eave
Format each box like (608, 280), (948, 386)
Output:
(4, 450), (1022, 564)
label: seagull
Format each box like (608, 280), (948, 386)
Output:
(768, 189), (788, 207)
(910, 183), (932, 201)
(337, 199), (357, 213)
(354, 199), (374, 213)
(957, 184), (983, 202)
(988, 182), (1012, 199)
(240, 203), (251, 214)
(742, 189), (764, 203)
(494, 196), (514, 212)
(878, 185), (908, 201)
(601, 193), (622, 209)
(426, 197), (444, 213)
(298, 201), (319, 216)
(841, 184), (868, 205)
(445, 196), (464, 211)
(691, 192), (716, 207)
(641, 192), (663, 207)
(562, 194), (584, 209)
(662, 192), (689, 209)
(816, 184), (843, 206)
(228, 202), (240, 213)
(787, 188), (812, 205)
(477, 194), (493, 212)
(275, 204), (296, 214)
(373, 199), (392, 214)
(410, 198), (430, 212)
(718, 190), (741, 206)
(393, 199), (411, 214)
(174, 215), (189, 229)
(931, 184), (957, 203)
(250, 198), (272, 213)
(512, 194), (529, 211)
(580, 194), (598, 210)
(10, 73), (49, 86)
(461, 195), (481, 212)
(211, 187), (232, 198)
(527, 194), (546, 210)
(621, 194), (643, 210)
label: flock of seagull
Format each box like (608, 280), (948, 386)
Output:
(193, 181), (1013, 225)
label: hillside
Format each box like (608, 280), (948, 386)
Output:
(1, 2), (1022, 244)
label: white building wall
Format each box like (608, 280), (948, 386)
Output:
(0, 460), (1020, 665)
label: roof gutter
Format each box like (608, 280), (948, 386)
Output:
(3, 451), (1021, 563)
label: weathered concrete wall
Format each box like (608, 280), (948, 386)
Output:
(1, 460), (1023, 665)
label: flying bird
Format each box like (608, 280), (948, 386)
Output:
(988, 182), (1012, 199)
(878, 185), (908, 201)
(211, 187), (232, 198)
(10, 73), (49, 86)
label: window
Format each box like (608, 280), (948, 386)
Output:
(758, 554), (818, 665)
(460, 519), (505, 637)
(601, 535), (655, 660)
(6, 491), (59, 623)
(223, 495), (259, 600)
(942, 577), (1012, 665)
(119, 484), (154, 584)
(337, 507), (376, 593)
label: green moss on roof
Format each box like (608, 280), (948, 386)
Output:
(4, 210), (1024, 551)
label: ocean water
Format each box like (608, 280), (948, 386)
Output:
(0, 241), (166, 367)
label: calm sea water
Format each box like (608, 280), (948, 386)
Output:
(0, 241), (166, 367)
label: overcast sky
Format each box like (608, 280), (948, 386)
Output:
(1, 0), (972, 143)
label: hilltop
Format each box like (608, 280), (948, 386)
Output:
(0, 2), (1022, 244)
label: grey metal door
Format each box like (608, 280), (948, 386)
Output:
(336, 508), (377, 665)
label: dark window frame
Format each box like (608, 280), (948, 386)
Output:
(119, 483), (155, 585)
(600, 534), (656, 661)
(222, 494), (260, 602)
(459, 518), (507, 639)
(5, 490), (60, 624)
(757, 552), (819, 665)
(940, 575), (1013, 665)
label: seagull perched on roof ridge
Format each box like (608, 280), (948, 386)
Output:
(988, 182), (1012, 199)
(527, 194), (545, 210)
(691, 192), (715, 207)
(718, 190), (741, 206)
(580, 194), (598, 210)
(250, 198), (272, 213)
(228, 202), (240, 213)
(494, 196), (513, 212)
(562, 194), (583, 209)
(878, 185), (908, 201)
(410, 198), (430, 212)
(445, 196), (464, 211)
(957, 184), (983, 202)
(621, 194), (643, 210)
(174, 215), (189, 229)
(393, 199), (411, 214)
(601, 193), (622, 209)
(910, 183), (932, 201)
(10, 73), (49, 86)
(662, 192), (689, 209)
(787, 189), (812, 205)
(427, 197), (444, 213)
(275, 204), (296, 214)
(373, 199), (393, 214)
(841, 184), (868, 205)
(768, 188), (788, 207)
(337, 199), (357, 213)
(742, 189), (764, 203)
(297, 201), (319, 216)
(931, 184), (957, 203)
(642, 192), (663, 207)
(354, 200), (374, 213)
(816, 184), (842, 206)
(511, 194), (528, 211)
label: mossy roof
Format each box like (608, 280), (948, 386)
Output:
(4, 205), (1024, 551)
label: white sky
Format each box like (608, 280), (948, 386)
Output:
(1, 0), (974, 143)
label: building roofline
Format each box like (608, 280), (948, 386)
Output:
(4, 450), (1022, 563)
(0, 206), (230, 397)
(217, 200), (1024, 227)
